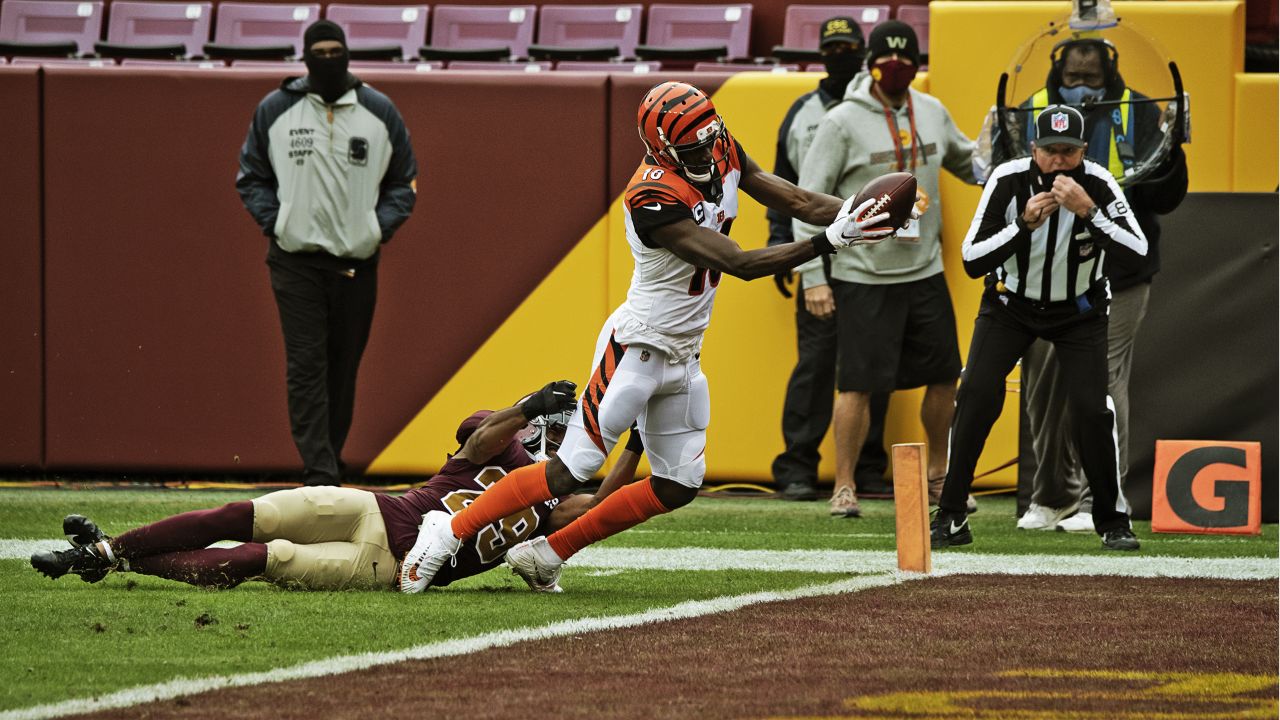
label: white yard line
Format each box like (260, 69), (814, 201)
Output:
(2, 538), (1276, 720)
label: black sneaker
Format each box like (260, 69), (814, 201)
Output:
(1101, 528), (1140, 551)
(64, 514), (109, 548)
(779, 482), (818, 502)
(930, 510), (972, 548)
(31, 545), (113, 583)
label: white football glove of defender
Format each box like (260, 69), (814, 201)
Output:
(825, 196), (895, 250)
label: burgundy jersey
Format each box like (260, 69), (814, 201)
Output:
(376, 439), (562, 587)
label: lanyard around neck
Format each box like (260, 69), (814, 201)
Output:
(875, 86), (919, 172)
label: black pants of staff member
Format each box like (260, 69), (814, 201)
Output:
(939, 287), (1130, 534)
(772, 288), (890, 493)
(267, 245), (378, 486)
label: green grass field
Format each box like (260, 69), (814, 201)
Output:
(1, 487), (1275, 714)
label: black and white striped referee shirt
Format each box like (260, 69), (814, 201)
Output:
(960, 157), (1148, 303)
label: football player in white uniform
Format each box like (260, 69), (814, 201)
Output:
(400, 81), (894, 593)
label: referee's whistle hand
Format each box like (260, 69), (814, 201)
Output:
(1022, 192), (1058, 230)
(1050, 175), (1093, 217)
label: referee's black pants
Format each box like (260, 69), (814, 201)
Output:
(772, 289), (889, 491)
(940, 289), (1130, 534)
(267, 246), (378, 485)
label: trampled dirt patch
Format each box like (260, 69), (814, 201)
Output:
(73, 575), (1277, 719)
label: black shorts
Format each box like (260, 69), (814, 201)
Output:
(832, 273), (962, 393)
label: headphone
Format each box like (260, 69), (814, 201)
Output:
(1050, 36), (1120, 83)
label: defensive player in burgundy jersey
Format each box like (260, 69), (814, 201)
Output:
(31, 381), (642, 592)
(400, 81), (899, 594)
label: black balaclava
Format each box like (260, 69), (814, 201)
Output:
(816, 16), (865, 99)
(303, 20), (351, 104)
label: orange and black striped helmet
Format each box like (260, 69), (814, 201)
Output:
(637, 81), (732, 184)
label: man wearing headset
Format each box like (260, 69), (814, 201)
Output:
(1009, 36), (1189, 533)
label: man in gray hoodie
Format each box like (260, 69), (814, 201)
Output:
(793, 20), (976, 516)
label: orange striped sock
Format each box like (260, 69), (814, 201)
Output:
(547, 477), (669, 561)
(450, 462), (552, 540)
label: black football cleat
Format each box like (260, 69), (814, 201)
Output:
(31, 545), (113, 583)
(64, 514), (110, 548)
(1101, 528), (1141, 551)
(930, 510), (973, 549)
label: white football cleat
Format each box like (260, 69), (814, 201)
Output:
(505, 537), (564, 593)
(1016, 502), (1073, 531)
(399, 510), (461, 594)
(1056, 511), (1095, 533)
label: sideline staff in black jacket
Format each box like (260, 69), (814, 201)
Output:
(236, 20), (417, 485)
(931, 106), (1146, 552)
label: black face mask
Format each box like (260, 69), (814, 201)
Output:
(305, 51), (350, 104)
(819, 51), (862, 98)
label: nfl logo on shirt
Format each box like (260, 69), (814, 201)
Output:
(1051, 112), (1069, 132)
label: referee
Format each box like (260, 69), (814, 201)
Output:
(931, 105), (1147, 551)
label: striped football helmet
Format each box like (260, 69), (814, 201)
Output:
(637, 81), (732, 186)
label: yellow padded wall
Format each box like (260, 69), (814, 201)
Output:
(1233, 73), (1279, 191)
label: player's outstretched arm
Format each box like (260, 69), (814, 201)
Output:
(458, 380), (578, 464)
(651, 199), (890, 281)
(738, 152), (844, 226)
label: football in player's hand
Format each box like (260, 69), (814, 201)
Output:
(853, 172), (918, 234)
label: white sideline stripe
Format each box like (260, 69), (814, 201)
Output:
(0, 573), (912, 720)
(572, 547), (1280, 580)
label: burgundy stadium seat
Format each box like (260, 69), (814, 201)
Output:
(10, 55), (112, 65)
(0, 0), (105, 56)
(445, 58), (549, 71)
(96, 1), (213, 59)
(205, 2), (320, 59)
(325, 4), (428, 61)
(636, 4), (751, 62)
(228, 58), (305, 70)
(349, 58), (442, 71)
(421, 5), (535, 59)
(693, 60), (798, 72)
(554, 59), (658, 72)
(782, 4), (889, 49)
(896, 4), (929, 63)
(120, 57), (224, 68)
(531, 4), (641, 60)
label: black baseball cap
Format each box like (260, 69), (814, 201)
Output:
(866, 20), (919, 65)
(1035, 104), (1086, 147)
(819, 16), (864, 50)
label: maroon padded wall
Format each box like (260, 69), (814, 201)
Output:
(0, 68), (44, 469)
(43, 68), (296, 471)
(41, 68), (607, 472)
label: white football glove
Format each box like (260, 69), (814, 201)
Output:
(826, 196), (895, 250)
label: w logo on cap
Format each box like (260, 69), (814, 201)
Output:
(887, 36), (907, 49)
(1051, 112), (1070, 132)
